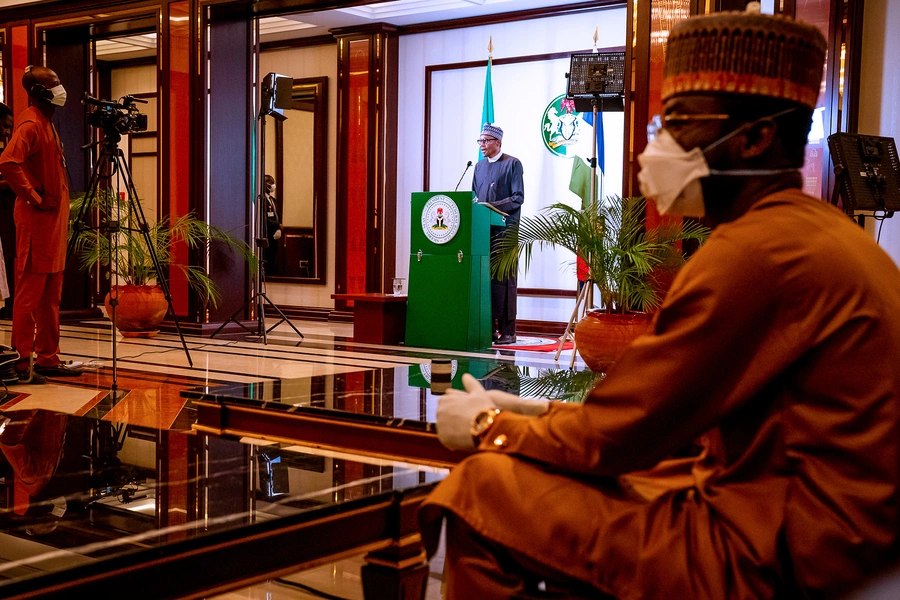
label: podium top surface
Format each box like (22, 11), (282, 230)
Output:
(475, 201), (507, 217)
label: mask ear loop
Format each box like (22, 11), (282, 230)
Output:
(703, 107), (799, 176)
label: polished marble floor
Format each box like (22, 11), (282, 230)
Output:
(1, 318), (585, 429)
(0, 317), (586, 599)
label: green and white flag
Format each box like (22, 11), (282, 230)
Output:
(479, 41), (495, 161)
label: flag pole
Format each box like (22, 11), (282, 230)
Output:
(592, 26), (603, 201)
(479, 36), (495, 161)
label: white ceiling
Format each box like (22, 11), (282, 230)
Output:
(84, 0), (585, 60)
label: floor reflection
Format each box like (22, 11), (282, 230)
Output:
(0, 410), (445, 593)
(0, 319), (589, 598)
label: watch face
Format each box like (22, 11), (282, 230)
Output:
(471, 409), (497, 436)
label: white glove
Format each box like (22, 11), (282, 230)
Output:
(485, 390), (551, 416)
(436, 374), (496, 450)
(272, 229), (282, 240)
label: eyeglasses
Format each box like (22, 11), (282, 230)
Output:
(647, 113), (731, 141)
(476, 137), (498, 145)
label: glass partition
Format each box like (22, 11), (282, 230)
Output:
(0, 410), (443, 597)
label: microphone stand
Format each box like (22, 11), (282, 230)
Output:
(454, 161), (473, 192)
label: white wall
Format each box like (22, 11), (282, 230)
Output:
(260, 44), (338, 309)
(858, 0), (900, 266)
(397, 8), (628, 322)
(428, 61), (624, 289)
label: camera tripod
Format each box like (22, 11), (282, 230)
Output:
(67, 129), (193, 391)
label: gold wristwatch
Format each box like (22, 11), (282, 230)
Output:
(470, 408), (500, 443)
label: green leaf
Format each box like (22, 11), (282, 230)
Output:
(492, 195), (710, 312)
(68, 191), (257, 310)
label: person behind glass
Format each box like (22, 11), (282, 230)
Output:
(262, 175), (282, 272)
(472, 123), (523, 345)
(421, 10), (900, 600)
(0, 66), (81, 382)
(0, 102), (16, 318)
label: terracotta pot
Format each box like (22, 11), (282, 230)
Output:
(574, 310), (653, 372)
(104, 285), (168, 338)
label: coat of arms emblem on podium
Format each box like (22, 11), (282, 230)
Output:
(421, 195), (460, 244)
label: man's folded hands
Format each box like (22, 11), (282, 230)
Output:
(435, 373), (550, 451)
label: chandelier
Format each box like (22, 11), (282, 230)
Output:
(650, 0), (691, 59)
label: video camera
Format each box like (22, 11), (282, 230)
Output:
(83, 93), (149, 135)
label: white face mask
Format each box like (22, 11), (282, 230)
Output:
(637, 109), (799, 218)
(637, 129), (709, 217)
(49, 85), (67, 107)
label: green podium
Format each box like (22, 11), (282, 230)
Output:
(405, 191), (505, 351)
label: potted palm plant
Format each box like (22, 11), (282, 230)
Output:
(69, 189), (255, 337)
(493, 196), (709, 370)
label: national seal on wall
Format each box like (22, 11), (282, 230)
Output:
(541, 94), (583, 157)
(421, 195), (461, 244)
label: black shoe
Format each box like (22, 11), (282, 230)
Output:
(494, 335), (517, 345)
(34, 363), (83, 377)
(16, 370), (47, 385)
(492, 331), (501, 342)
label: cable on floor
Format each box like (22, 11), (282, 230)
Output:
(117, 346), (184, 361)
(273, 577), (352, 600)
(115, 339), (242, 362)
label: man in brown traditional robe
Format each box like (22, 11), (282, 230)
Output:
(420, 11), (900, 599)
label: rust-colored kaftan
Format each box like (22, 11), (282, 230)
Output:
(0, 106), (70, 368)
(421, 189), (900, 599)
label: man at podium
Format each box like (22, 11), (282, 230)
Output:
(473, 123), (524, 344)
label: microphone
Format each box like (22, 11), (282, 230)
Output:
(454, 160), (473, 192)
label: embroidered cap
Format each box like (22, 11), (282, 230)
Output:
(661, 12), (827, 109)
(481, 123), (503, 141)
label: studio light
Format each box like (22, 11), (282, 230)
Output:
(828, 133), (900, 215)
(566, 51), (626, 112)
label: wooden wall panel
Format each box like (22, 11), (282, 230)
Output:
(166, 0), (192, 316)
(206, 14), (252, 322)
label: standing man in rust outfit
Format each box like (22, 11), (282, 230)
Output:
(0, 66), (81, 382)
(421, 11), (900, 600)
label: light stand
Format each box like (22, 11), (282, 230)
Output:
(554, 280), (594, 368)
(68, 124), (194, 391)
(556, 51), (625, 366)
(211, 73), (303, 344)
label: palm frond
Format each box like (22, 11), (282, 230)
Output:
(68, 192), (255, 309)
(517, 368), (605, 403)
(493, 195), (711, 313)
